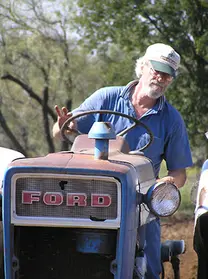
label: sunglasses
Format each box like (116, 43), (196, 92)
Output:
(149, 63), (173, 82)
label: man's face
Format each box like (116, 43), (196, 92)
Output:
(141, 61), (173, 99)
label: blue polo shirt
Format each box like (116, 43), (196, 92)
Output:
(73, 80), (193, 177)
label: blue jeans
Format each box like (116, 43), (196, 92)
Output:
(144, 218), (161, 279)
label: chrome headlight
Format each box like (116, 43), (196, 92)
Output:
(145, 181), (181, 217)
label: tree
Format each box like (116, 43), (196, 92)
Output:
(0, 0), (142, 156)
(0, 0), (75, 155)
(1, 0), (207, 160)
(74, 0), (208, 157)
(0, 0), (113, 155)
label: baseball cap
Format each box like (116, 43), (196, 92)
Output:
(144, 43), (180, 78)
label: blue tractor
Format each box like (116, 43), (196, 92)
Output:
(0, 111), (185, 279)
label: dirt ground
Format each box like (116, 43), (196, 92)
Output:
(161, 217), (198, 279)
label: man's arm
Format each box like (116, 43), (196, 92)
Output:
(53, 88), (108, 140)
(52, 121), (63, 140)
(157, 168), (187, 188)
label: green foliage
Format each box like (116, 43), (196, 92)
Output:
(0, 0), (138, 155)
(74, 0), (208, 155)
(0, 0), (105, 154)
(179, 167), (198, 216)
(0, 0), (208, 160)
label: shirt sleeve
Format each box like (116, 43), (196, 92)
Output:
(72, 88), (107, 133)
(164, 118), (193, 170)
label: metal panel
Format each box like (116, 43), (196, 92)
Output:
(11, 173), (121, 228)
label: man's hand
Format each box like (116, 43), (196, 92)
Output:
(52, 105), (77, 140)
(157, 169), (187, 188)
(157, 176), (175, 185)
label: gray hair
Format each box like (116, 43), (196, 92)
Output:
(135, 56), (147, 79)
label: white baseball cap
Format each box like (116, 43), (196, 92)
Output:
(144, 43), (180, 78)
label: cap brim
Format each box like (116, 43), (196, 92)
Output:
(150, 60), (176, 78)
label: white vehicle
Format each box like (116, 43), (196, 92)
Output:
(194, 159), (208, 279)
(0, 147), (25, 185)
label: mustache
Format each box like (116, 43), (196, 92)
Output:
(152, 82), (164, 88)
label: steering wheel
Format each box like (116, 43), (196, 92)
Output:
(60, 110), (154, 151)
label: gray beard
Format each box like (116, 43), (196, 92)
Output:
(146, 89), (164, 99)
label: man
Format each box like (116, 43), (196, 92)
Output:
(53, 43), (193, 278)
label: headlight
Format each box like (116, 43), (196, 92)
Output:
(145, 181), (181, 217)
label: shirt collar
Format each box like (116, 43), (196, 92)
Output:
(120, 80), (165, 111)
(120, 80), (138, 100)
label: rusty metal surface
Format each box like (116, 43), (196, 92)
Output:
(71, 135), (155, 182)
(109, 153), (155, 184)
(8, 136), (154, 181)
(9, 152), (130, 174)
(9, 152), (74, 168)
(71, 135), (130, 154)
